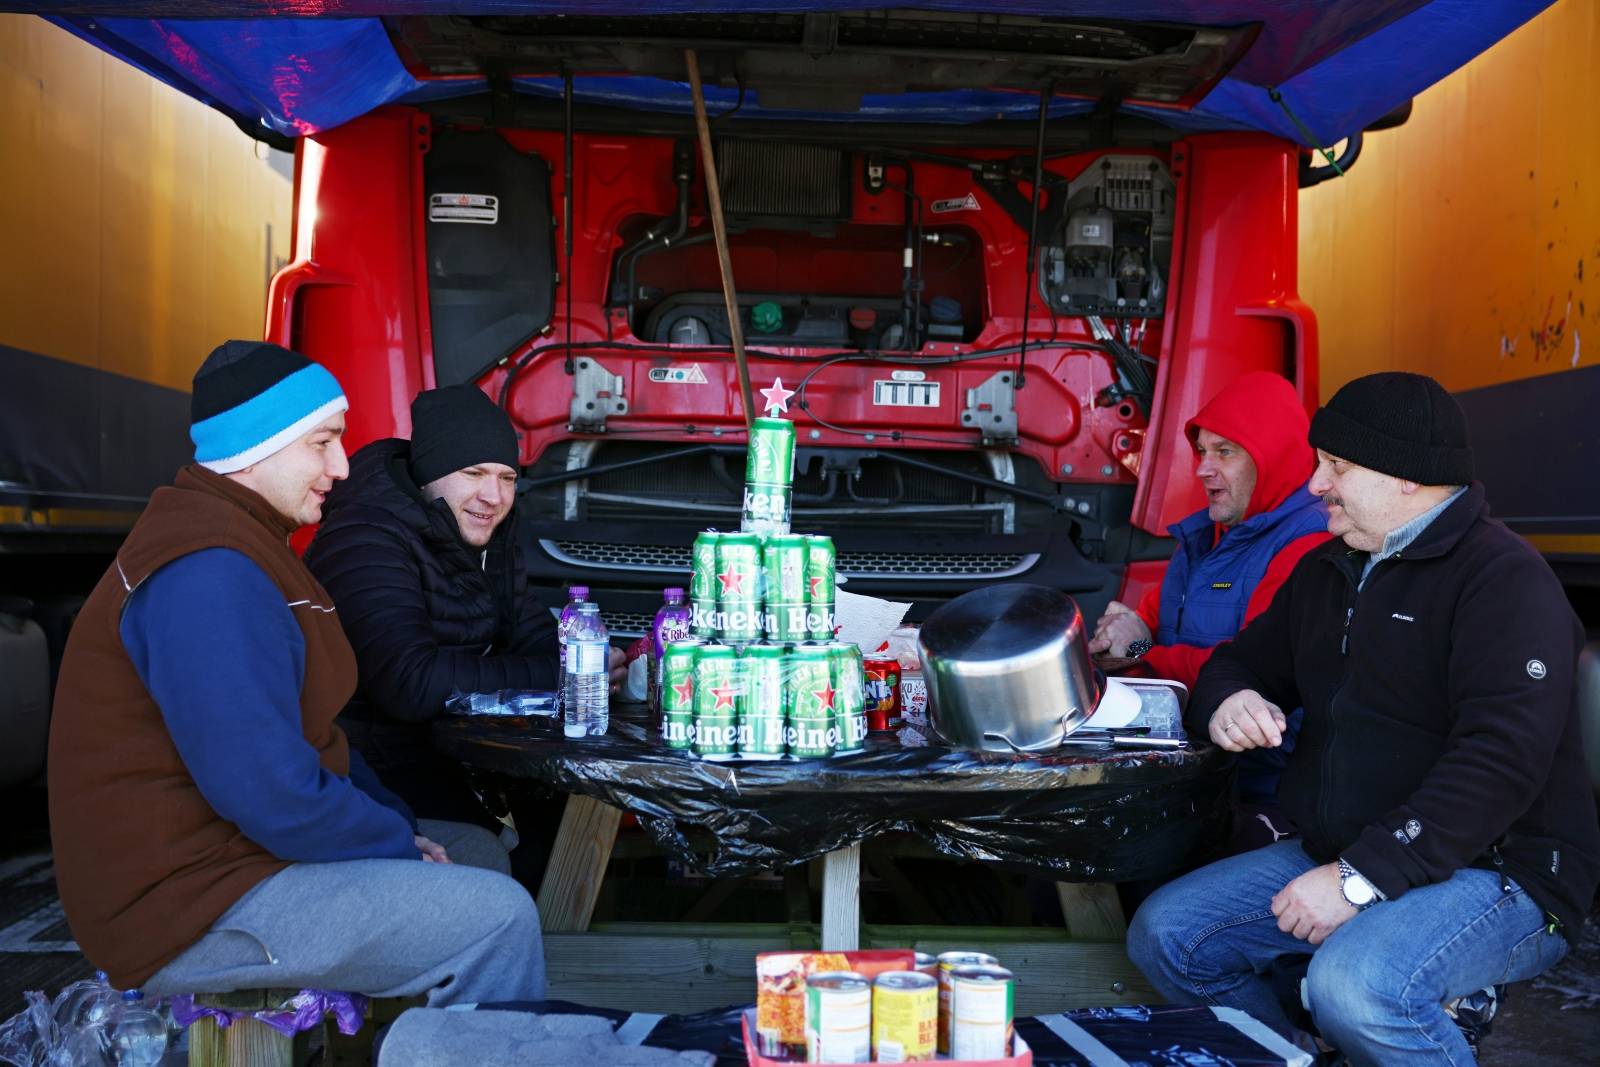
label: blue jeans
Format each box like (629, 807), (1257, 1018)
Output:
(1127, 841), (1568, 1066)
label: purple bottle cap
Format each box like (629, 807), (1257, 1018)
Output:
(568, 585), (589, 599)
(664, 587), (685, 599)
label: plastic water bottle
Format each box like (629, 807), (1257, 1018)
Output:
(556, 585), (590, 713)
(649, 587), (693, 708)
(563, 602), (610, 737)
(110, 990), (166, 1067)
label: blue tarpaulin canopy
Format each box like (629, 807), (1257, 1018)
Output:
(24, 2), (1550, 145)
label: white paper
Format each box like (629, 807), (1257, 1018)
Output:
(1084, 677), (1141, 728)
(832, 589), (911, 653)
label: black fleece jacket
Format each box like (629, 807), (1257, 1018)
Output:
(1190, 483), (1599, 945)
(303, 438), (557, 823)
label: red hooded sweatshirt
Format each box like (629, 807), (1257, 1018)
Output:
(1133, 371), (1332, 686)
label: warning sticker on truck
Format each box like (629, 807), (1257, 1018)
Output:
(648, 364), (710, 385)
(429, 193), (498, 224)
(930, 193), (980, 214)
(873, 380), (940, 407)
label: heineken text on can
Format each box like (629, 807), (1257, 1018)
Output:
(660, 641), (701, 751)
(715, 533), (763, 642)
(827, 642), (867, 755)
(804, 535), (836, 640)
(690, 531), (721, 600)
(948, 965), (1015, 1061)
(803, 972), (870, 1064)
(936, 952), (998, 1054)
(742, 482), (793, 536)
(693, 646), (740, 760)
(746, 417), (796, 486)
(787, 647), (835, 758)
(740, 645), (787, 759)
(872, 971), (937, 1063)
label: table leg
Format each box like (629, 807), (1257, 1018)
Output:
(820, 844), (862, 950)
(1055, 882), (1127, 940)
(536, 794), (622, 933)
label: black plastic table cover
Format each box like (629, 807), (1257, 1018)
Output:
(434, 710), (1231, 882)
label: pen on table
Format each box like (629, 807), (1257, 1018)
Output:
(1059, 734), (1188, 749)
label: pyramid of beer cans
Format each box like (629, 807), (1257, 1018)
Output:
(659, 417), (868, 761)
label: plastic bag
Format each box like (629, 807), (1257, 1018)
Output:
(0, 974), (131, 1067)
(170, 990), (367, 1038)
(445, 689), (558, 718)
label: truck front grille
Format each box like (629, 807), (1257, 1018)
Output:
(541, 539), (1038, 580)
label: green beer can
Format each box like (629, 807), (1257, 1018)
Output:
(660, 640), (702, 751)
(762, 534), (810, 642)
(742, 418), (796, 535)
(693, 645), (740, 761)
(804, 535), (837, 641)
(787, 645), (836, 758)
(826, 642), (868, 755)
(739, 645), (787, 760)
(690, 531), (722, 637)
(716, 533), (764, 643)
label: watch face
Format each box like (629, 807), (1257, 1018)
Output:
(1343, 875), (1376, 907)
(1126, 638), (1153, 658)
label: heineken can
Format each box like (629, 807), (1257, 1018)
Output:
(826, 641), (868, 755)
(787, 646), (836, 758)
(693, 645), (741, 760)
(690, 531), (722, 637)
(762, 534), (810, 642)
(742, 418), (796, 535)
(804, 535), (837, 641)
(716, 533), (764, 643)
(739, 645), (787, 760)
(660, 640), (703, 751)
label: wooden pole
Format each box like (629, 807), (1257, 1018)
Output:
(684, 49), (756, 429)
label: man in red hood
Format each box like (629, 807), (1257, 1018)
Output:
(1092, 372), (1330, 820)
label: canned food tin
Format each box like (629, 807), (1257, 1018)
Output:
(936, 952), (999, 1055)
(787, 646), (835, 758)
(693, 646), (740, 760)
(739, 645), (787, 759)
(690, 531), (721, 601)
(715, 533), (764, 643)
(863, 655), (902, 732)
(804, 535), (836, 641)
(803, 972), (870, 1064)
(660, 641), (702, 751)
(872, 971), (937, 1063)
(913, 952), (938, 977)
(826, 642), (867, 756)
(948, 965), (1015, 1061)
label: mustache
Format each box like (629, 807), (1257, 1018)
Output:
(1322, 495), (1344, 509)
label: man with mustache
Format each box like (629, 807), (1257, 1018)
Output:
(1127, 372), (1598, 1065)
(49, 341), (543, 1003)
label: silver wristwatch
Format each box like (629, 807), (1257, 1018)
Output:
(1338, 858), (1379, 911)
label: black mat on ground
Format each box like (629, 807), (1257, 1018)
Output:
(437, 710), (1231, 881)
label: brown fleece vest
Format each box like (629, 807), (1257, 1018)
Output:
(48, 465), (358, 988)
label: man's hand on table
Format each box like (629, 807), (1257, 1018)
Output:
(1272, 862), (1356, 944)
(1208, 689), (1287, 751)
(608, 646), (628, 696)
(1089, 600), (1151, 658)
(415, 835), (451, 864)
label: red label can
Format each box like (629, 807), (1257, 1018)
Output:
(863, 655), (902, 732)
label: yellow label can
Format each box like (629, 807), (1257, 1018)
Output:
(871, 971), (937, 1063)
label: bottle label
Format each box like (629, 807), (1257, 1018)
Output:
(567, 642), (609, 674)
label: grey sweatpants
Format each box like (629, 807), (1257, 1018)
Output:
(143, 820), (543, 1005)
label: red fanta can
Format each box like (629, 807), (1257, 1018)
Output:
(863, 655), (902, 732)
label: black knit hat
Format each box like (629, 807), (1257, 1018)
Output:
(1309, 372), (1473, 485)
(408, 385), (520, 487)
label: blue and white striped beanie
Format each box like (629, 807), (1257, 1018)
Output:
(190, 341), (348, 474)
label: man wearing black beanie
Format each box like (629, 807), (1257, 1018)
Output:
(305, 385), (620, 881)
(1128, 371), (1598, 1065)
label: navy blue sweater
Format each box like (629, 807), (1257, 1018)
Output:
(120, 547), (419, 863)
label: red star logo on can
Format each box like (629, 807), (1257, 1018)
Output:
(711, 684), (738, 711)
(718, 568), (747, 596)
(809, 576), (825, 599)
(672, 676), (695, 703)
(812, 683), (836, 713)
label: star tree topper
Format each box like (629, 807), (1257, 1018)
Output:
(760, 376), (795, 415)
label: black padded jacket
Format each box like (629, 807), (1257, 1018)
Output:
(304, 438), (556, 824)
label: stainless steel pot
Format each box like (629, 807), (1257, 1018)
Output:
(916, 583), (1101, 752)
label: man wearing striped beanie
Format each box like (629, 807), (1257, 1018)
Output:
(49, 340), (545, 1004)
